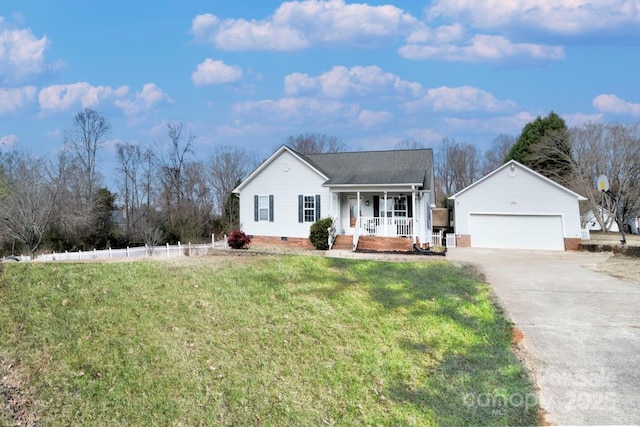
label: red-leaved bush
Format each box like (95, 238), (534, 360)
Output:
(227, 230), (251, 249)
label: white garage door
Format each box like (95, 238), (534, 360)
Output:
(470, 214), (564, 250)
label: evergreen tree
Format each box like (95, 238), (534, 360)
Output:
(506, 111), (573, 183)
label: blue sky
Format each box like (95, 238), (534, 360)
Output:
(1, 0), (640, 173)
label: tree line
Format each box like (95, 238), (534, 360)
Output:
(1, 109), (637, 257)
(0, 109), (262, 257)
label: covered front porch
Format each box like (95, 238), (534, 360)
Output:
(327, 188), (433, 250)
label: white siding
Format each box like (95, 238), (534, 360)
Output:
(237, 150), (331, 238)
(453, 163), (582, 239)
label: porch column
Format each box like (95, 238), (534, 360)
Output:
(357, 191), (361, 224)
(412, 185), (417, 244)
(329, 191), (333, 218)
(384, 191), (388, 236)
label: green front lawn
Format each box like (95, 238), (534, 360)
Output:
(0, 256), (538, 425)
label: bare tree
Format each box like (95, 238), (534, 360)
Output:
(114, 143), (159, 244)
(483, 134), (515, 174)
(158, 122), (194, 236)
(286, 133), (347, 154)
(50, 151), (95, 249)
(434, 138), (481, 206)
(182, 161), (215, 239)
(206, 146), (259, 233)
(395, 139), (426, 150)
(573, 123), (640, 231)
(0, 152), (59, 257)
(63, 108), (111, 206)
(140, 146), (157, 223)
(529, 121), (640, 232)
(208, 146), (257, 207)
(116, 142), (143, 238)
(144, 227), (163, 256)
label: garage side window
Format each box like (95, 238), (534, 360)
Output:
(254, 195), (274, 222)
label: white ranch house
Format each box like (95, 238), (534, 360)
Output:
(233, 145), (435, 250)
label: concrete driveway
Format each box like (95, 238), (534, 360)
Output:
(447, 248), (640, 425)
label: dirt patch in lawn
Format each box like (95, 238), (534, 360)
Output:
(591, 254), (640, 284)
(0, 357), (38, 427)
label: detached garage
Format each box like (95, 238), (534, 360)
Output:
(450, 160), (586, 251)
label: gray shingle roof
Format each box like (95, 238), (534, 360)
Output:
(301, 148), (433, 189)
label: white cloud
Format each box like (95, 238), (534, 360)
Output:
(0, 134), (18, 149)
(445, 111), (536, 134)
(406, 23), (466, 44)
(404, 86), (516, 113)
(234, 97), (357, 121)
(427, 0), (640, 36)
(284, 65), (422, 98)
(0, 86), (37, 114)
(114, 83), (173, 116)
(38, 82), (171, 117)
(405, 128), (445, 144)
(592, 94), (640, 115)
(354, 110), (393, 129)
(192, 0), (419, 51)
(39, 82), (128, 112)
(563, 112), (603, 127)
(0, 17), (55, 84)
(191, 59), (243, 86)
(400, 34), (564, 62)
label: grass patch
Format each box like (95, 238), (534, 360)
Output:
(0, 256), (538, 425)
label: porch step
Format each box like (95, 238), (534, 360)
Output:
(331, 235), (353, 250)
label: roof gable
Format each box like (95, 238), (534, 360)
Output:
(449, 160), (587, 201)
(233, 145), (328, 193)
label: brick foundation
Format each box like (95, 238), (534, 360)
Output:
(249, 235), (315, 250)
(456, 235), (471, 248)
(564, 238), (582, 251)
(357, 236), (413, 252)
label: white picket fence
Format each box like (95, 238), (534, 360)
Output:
(431, 230), (456, 248)
(581, 228), (590, 240)
(36, 241), (227, 262)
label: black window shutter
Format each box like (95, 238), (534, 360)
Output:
(298, 195), (303, 223)
(373, 196), (380, 217)
(408, 197), (413, 218)
(315, 195), (321, 221)
(269, 195), (274, 222)
(254, 195), (259, 221)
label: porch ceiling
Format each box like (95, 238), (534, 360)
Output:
(326, 184), (422, 193)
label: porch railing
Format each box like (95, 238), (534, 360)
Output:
(328, 217), (337, 249)
(359, 216), (413, 238)
(431, 230), (444, 247)
(353, 217), (361, 251)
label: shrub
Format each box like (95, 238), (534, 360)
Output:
(309, 217), (334, 250)
(227, 230), (251, 249)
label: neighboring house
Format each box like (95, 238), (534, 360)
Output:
(232, 145), (435, 250)
(582, 206), (620, 233)
(449, 160), (586, 251)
